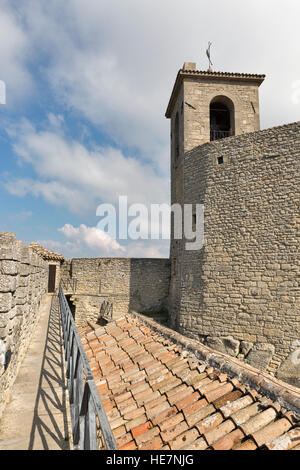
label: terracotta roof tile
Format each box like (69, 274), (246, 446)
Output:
(233, 439), (258, 450)
(79, 313), (300, 451)
(212, 428), (245, 450)
(251, 417), (292, 447)
(28, 242), (64, 261)
(195, 412), (224, 435)
(265, 427), (300, 450)
(204, 419), (236, 446)
(139, 435), (163, 450)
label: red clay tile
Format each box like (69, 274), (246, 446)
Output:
(240, 407), (278, 435)
(251, 417), (292, 447)
(213, 389), (243, 409)
(233, 439), (258, 450)
(182, 437), (208, 450)
(157, 378), (182, 394)
(220, 394), (254, 418)
(265, 427), (300, 450)
(195, 412), (224, 435)
(135, 426), (160, 445)
(138, 435), (163, 450)
(138, 391), (163, 407)
(115, 391), (132, 404)
(123, 406), (145, 421)
(117, 397), (136, 411)
(146, 401), (171, 420)
(168, 386), (194, 405)
(116, 432), (133, 448)
(169, 428), (200, 450)
(174, 391), (201, 411)
(204, 382), (234, 403)
(230, 402), (261, 426)
(131, 421), (152, 439)
(151, 406), (177, 426)
(185, 403), (216, 427)
(182, 397), (208, 417)
(161, 420), (189, 443)
(80, 316), (300, 452)
(125, 414), (148, 432)
(212, 428), (245, 450)
(159, 412), (185, 432)
(113, 425), (127, 439)
(119, 440), (137, 450)
(166, 383), (190, 399)
(204, 419), (235, 445)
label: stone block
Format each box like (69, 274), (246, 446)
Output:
(240, 341), (253, 357)
(0, 293), (12, 313)
(206, 335), (240, 357)
(246, 343), (275, 371)
(1, 261), (18, 276)
(0, 275), (17, 293)
(277, 341), (300, 388)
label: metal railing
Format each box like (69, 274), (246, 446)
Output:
(61, 278), (78, 293)
(210, 129), (232, 141)
(59, 284), (117, 450)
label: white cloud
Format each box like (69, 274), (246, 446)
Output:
(59, 223), (126, 255)
(36, 223), (169, 258)
(4, 119), (169, 214)
(2, 0), (300, 260)
(8, 0), (300, 141)
(0, 2), (32, 105)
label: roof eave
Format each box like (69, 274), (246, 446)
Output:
(165, 70), (266, 119)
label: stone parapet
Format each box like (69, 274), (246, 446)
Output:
(0, 232), (48, 418)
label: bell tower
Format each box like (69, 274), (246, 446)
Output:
(166, 62), (265, 155)
(165, 62), (265, 328)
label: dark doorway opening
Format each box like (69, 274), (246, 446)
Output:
(48, 265), (56, 293)
(66, 295), (76, 319)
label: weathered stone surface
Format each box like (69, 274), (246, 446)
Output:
(246, 343), (275, 371)
(0, 339), (5, 368)
(167, 67), (300, 380)
(240, 341), (253, 357)
(0, 275), (17, 293)
(1, 261), (18, 276)
(0, 232), (48, 419)
(277, 342), (300, 388)
(0, 293), (12, 313)
(60, 258), (170, 327)
(206, 336), (240, 357)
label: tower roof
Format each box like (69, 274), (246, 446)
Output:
(165, 63), (266, 118)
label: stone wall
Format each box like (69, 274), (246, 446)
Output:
(170, 122), (300, 385)
(61, 257), (170, 326)
(0, 232), (48, 418)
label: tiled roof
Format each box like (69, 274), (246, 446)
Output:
(79, 314), (300, 451)
(165, 68), (265, 118)
(179, 69), (266, 80)
(28, 242), (64, 261)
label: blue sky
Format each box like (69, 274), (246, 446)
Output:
(0, 0), (299, 258)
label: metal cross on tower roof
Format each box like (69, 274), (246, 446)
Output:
(206, 41), (213, 71)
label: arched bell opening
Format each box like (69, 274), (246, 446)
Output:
(210, 96), (235, 141)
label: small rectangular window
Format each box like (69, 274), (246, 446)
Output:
(218, 156), (224, 165)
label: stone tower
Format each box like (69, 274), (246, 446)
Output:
(165, 62), (265, 153)
(165, 63), (300, 385)
(166, 62), (265, 329)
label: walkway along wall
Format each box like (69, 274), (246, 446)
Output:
(0, 232), (48, 418)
